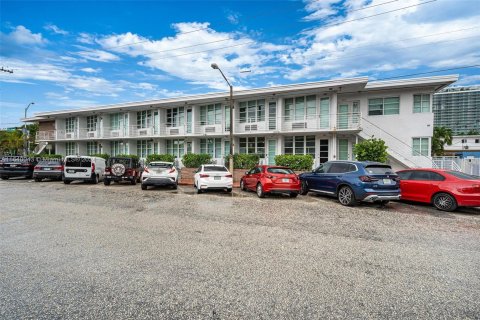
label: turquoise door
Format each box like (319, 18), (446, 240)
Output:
(338, 139), (349, 160)
(268, 140), (276, 165)
(338, 104), (349, 129)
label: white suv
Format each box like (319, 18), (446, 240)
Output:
(141, 161), (179, 190)
(194, 164), (233, 194)
(63, 156), (106, 184)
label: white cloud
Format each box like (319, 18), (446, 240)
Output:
(96, 22), (289, 90)
(0, 25), (46, 45)
(80, 67), (101, 73)
(74, 46), (120, 62)
(302, 0), (342, 21)
(44, 24), (69, 35)
(226, 12), (240, 25)
(284, 0), (480, 80)
(77, 32), (95, 44)
(454, 74), (480, 86)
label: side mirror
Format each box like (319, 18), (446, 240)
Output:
(245, 171), (249, 175)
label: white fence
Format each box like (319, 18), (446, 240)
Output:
(433, 156), (480, 176)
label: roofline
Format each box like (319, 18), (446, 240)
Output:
(365, 75), (459, 92)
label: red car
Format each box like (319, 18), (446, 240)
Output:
(240, 165), (301, 198)
(397, 168), (480, 211)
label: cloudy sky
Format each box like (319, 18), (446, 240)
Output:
(1, 0), (479, 127)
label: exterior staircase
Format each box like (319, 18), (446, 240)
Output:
(33, 141), (48, 155)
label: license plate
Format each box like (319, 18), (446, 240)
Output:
(383, 179), (392, 184)
(214, 176), (221, 180)
(68, 169), (75, 173)
(282, 178), (289, 182)
(10, 164), (17, 167)
(44, 168), (52, 171)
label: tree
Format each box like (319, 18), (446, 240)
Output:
(431, 127), (453, 156)
(0, 130), (24, 155)
(353, 138), (388, 163)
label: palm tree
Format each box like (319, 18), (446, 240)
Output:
(0, 130), (24, 155)
(431, 127), (453, 156)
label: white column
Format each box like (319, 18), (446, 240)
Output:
(330, 93), (338, 130)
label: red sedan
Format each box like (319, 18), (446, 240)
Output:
(397, 168), (480, 211)
(240, 165), (301, 198)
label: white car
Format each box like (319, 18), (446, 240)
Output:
(141, 161), (179, 190)
(63, 156), (106, 184)
(194, 164), (233, 194)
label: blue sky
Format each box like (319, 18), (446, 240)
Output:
(1, 0), (479, 127)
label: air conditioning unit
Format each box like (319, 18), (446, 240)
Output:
(245, 124), (258, 131)
(87, 132), (96, 138)
(138, 129), (148, 136)
(292, 122), (307, 129)
(65, 133), (73, 139)
(111, 131), (120, 137)
(169, 128), (179, 135)
(205, 127), (216, 133)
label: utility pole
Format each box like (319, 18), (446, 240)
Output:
(24, 102), (34, 156)
(0, 67), (13, 73)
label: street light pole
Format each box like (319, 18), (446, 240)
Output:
(24, 102), (34, 156)
(211, 63), (234, 175)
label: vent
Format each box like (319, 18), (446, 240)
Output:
(292, 122), (306, 129)
(65, 133), (73, 139)
(245, 124), (258, 131)
(111, 131), (119, 137)
(87, 132), (96, 138)
(205, 127), (216, 133)
(169, 128), (179, 135)
(138, 129), (148, 136)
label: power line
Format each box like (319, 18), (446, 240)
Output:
(375, 64), (480, 81)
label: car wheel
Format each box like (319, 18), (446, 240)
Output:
(141, 183), (147, 190)
(226, 188), (232, 193)
(256, 183), (265, 198)
(104, 179), (111, 186)
(131, 178), (137, 185)
(172, 181), (178, 190)
(34, 178), (42, 182)
(300, 180), (309, 195)
(290, 192), (298, 198)
(1, 176), (9, 180)
(379, 200), (389, 205)
(92, 174), (99, 184)
(338, 186), (356, 206)
(195, 183), (202, 194)
(240, 179), (247, 191)
(63, 179), (71, 184)
(432, 193), (458, 212)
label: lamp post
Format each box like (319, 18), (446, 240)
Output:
(24, 102), (34, 156)
(211, 63), (234, 175)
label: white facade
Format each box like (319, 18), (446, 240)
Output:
(29, 75), (458, 169)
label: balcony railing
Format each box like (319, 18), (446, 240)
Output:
(36, 113), (361, 141)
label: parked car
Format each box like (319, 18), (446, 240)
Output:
(397, 168), (480, 211)
(0, 156), (38, 180)
(104, 157), (142, 185)
(33, 158), (64, 182)
(240, 165), (301, 198)
(194, 164), (233, 194)
(299, 161), (400, 206)
(141, 161), (179, 190)
(63, 156), (106, 184)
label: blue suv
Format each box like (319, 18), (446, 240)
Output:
(298, 161), (401, 206)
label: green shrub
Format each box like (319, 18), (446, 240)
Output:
(274, 154), (313, 171)
(91, 153), (110, 160)
(28, 153), (63, 159)
(182, 153), (212, 168)
(226, 153), (260, 169)
(146, 154), (175, 163)
(113, 154), (139, 161)
(353, 138), (388, 163)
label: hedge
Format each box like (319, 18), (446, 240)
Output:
(146, 154), (175, 163)
(182, 153), (212, 168)
(90, 153), (110, 160)
(112, 154), (139, 161)
(28, 153), (63, 159)
(274, 154), (313, 171)
(226, 153), (260, 169)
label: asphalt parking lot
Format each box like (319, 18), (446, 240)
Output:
(1, 178), (480, 319)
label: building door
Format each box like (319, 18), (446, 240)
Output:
(338, 104), (349, 129)
(338, 139), (349, 160)
(268, 140), (276, 165)
(186, 109), (192, 134)
(319, 139), (329, 164)
(153, 111), (160, 135)
(268, 102), (276, 130)
(352, 101), (360, 126)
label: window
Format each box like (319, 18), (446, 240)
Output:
(475, 139), (480, 144)
(87, 115), (97, 132)
(410, 171), (445, 181)
(137, 140), (153, 158)
(86, 141), (99, 155)
(284, 95), (317, 121)
(319, 139), (329, 163)
(338, 139), (349, 160)
(65, 142), (76, 156)
(204, 166), (228, 172)
(65, 117), (76, 133)
(328, 163), (356, 173)
(284, 136), (315, 156)
(239, 137), (265, 156)
(412, 137), (429, 156)
(239, 99), (265, 123)
(166, 107), (184, 127)
(413, 94), (430, 113)
(200, 104), (222, 125)
(137, 110), (152, 129)
(165, 139), (184, 158)
(110, 113), (121, 130)
(368, 97), (400, 115)
(446, 171), (479, 180)
(364, 165), (394, 175)
(200, 138), (222, 158)
(267, 167), (294, 174)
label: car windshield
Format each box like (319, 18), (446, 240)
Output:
(148, 163), (172, 169)
(65, 158), (91, 167)
(267, 167), (294, 174)
(108, 158), (131, 166)
(204, 166), (228, 172)
(446, 171), (480, 180)
(365, 165), (394, 175)
(38, 160), (62, 166)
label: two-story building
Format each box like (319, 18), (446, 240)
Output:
(28, 75), (458, 170)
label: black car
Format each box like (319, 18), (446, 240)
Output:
(104, 157), (142, 185)
(33, 158), (64, 182)
(0, 156), (38, 180)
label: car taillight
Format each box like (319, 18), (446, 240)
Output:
(21, 162), (31, 167)
(91, 163), (95, 172)
(225, 174), (232, 178)
(34, 166), (40, 170)
(359, 175), (379, 182)
(54, 166), (63, 170)
(105, 167), (111, 173)
(200, 174), (209, 178)
(169, 168), (176, 173)
(265, 175), (275, 179)
(459, 184), (480, 193)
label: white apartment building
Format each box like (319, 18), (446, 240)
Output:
(28, 75), (458, 170)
